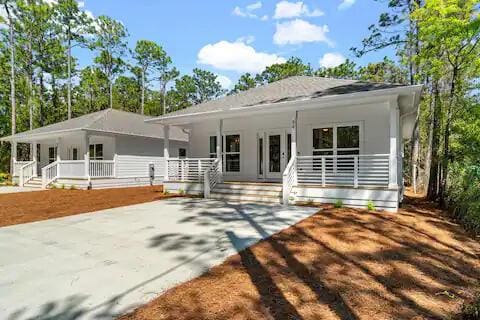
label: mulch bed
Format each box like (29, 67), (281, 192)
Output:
(120, 196), (480, 320)
(0, 186), (174, 227)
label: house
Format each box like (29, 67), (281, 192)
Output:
(147, 76), (422, 212)
(1, 109), (188, 189)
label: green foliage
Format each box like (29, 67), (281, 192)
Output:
(0, 172), (11, 183)
(61, 183), (65, 189)
(366, 200), (376, 211)
(70, 184), (76, 190)
(178, 188), (185, 195)
(334, 199), (343, 208)
(306, 198), (314, 206)
(257, 57), (313, 84)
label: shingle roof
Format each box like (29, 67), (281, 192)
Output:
(155, 76), (408, 119)
(1, 109), (187, 141)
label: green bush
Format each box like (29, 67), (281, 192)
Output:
(334, 199), (343, 208)
(448, 165), (480, 234)
(367, 200), (376, 211)
(0, 172), (11, 183)
(70, 185), (76, 190)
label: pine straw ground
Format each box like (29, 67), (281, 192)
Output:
(0, 186), (168, 227)
(120, 195), (480, 320)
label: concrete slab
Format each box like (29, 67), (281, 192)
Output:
(0, 186), (41, 194)
(0, 198), (318, 320)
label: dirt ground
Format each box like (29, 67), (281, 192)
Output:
(120, 196), (480, 320)
(0, 185), (169, 227)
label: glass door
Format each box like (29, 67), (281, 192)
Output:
(266, 130), (285, 180)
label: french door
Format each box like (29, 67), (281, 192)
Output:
(257, 130), (291, 180)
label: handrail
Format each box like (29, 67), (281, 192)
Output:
(204, 159), (220, 198)
(282, 156), (297, 205)
(19, 161), (35, 187)
(42, 161), (59, 189)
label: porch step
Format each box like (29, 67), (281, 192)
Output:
(211, 182), (283, 204)
(24, 177), (43, 189)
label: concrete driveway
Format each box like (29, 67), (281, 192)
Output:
(0, 198), (318, 320)
(0, 186), (41, 194)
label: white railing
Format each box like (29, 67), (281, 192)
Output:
(19, 161), (35, 187)
(282, 156), (297, 205)
(42, 161), (59, 189)
(167, 158), (216, 182)
(13, 161), (30, 177)
(89, 160), (115, 178)
(58, 160), (86, 178)
(296, 154), (390, 188)
(204, 159), (221, 198)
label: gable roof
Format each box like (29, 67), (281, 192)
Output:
(148, 76), (416, 123)
(1, 109), (187, 142)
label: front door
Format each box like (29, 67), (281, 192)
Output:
(266, 130), (285, 179)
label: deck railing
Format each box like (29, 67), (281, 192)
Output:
(58, 160), (85, 178)
(19, 161), (36, 187)
(89, 160), (115, 178)
(204, 159), (221, 198)
(13, 161), (30, 177)
(167, 158), (216, 182)
(42, 161), (59, 189)
(282, 156), (297, 204)
(296, 154), (390, 188)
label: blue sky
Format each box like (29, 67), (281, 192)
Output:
(77, 0), (395, 89)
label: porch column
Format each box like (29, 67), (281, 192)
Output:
(32, 141), (37, 177)
(291, 111), (298, 158)
(11, 141), (17, 176)
(389, 97), (400, 189)
(216, 119), (223, 182)
(56, 138), (61, 162)
(83, 133), (90, 179)
(163, 125), (170, 181)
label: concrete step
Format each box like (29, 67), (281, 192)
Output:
(215, 183), (282, 192)
(212, 187), (282, 197)
(210, 192), (282, 204)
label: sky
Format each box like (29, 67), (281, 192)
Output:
(75, 0), (396, 89)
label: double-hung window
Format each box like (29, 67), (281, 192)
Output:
(89, 144), (103, 160)
(209, 136), (217, 158)
(48, 147), (57, 164)
(225, 134), (240, 172)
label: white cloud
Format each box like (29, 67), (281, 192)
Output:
(236, 35), (256, 44)
(274, 1), (323, 19)
(232, 1), (268, 20)
(273, 19), (332, 46)
(77, 1), (85, 8)
(338, 0), (355, 9)
(216, 75), (233, 89)
(198, 40), (286, 73)
(319, 52), (346, 68)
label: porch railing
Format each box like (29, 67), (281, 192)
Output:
(204, 159), (221, 198)
(19, 161), (35, 187)
(13, 161), (30, 177)
(167, 158), (216, 182)
(89, 160), (115, 178)
(42, 161), (59, 189)
(58, 160), (85, 178)
(296, 154), (390, 188)
(282, 156), (297, 205)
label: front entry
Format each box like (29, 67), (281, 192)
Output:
(257, 130), (292, 180)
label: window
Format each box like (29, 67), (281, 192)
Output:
(258, 136), (263, 176)
(312, 125), (360, 156)
(225, 134), (240, 172)
(179, 148), (187, 158)
(48, 147), (57, 164)
(209, 136), (217, 158)
(89, 144), (103, 160)
(72, 148), (78, 160)
(287, 133), (292, 162)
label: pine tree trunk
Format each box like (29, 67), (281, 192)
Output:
(67, 33), (72, 119)
(109, 80), (113, 109)
(411, 114), (420, 193)
(141, 70), (145, 115)
(427, 81), (441, 201)
(39, 73), (45, 127)
(424, 89), (435, 192)
(6, 4), (16, 175)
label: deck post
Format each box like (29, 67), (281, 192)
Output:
(83, 133), (90, 180)
(56, 138), (61, 177)
(389, 97), (399, 189)
(216, 119), (223, 183)
(353, 155), (358, 188)
(163, 125), (170, 181)
(11, 141), (16, 176)
(32, 141), (37, 177)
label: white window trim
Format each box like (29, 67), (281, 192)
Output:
(223, 131), (242, 174)
(310, 121), (364, 156)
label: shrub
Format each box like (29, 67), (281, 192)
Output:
(367, 200), (376, 211)
(70, 185), (76, 190)
(306, 198), (314, 206)
(61, 184), (66, 189)
(0, 172), (11, 183)
(50, 184), (57, 189)
(334, 199), (343, 208)
(178, 188), (185, 195)
(460, 293), (480, 320)
(163, 188), (169, 195)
